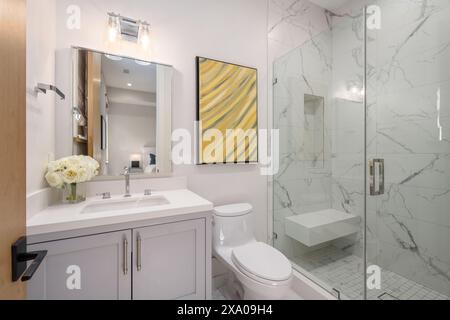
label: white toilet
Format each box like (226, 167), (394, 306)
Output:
(213, 203), (293, 300)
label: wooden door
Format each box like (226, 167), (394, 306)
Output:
(0, 0), (27, 300)
(27, 231), (132, 300)
(133, 220), (206, 300)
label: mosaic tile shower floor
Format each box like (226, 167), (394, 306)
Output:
(292, 246), (449, 300)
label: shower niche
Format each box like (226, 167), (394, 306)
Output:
(303, 94), (324, 169)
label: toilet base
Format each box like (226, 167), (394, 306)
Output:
(225, 270), (292, 300)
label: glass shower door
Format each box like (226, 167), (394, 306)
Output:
(272, 13), (366, 299)
(365, 1), (450, 300)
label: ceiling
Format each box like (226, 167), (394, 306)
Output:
(308, 0), (352, 12)
(101, 55), (157, 93)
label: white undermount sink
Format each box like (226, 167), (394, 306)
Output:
(81, 195), (170, 214)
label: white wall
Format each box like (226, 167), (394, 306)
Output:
(108, 103), (156, 175)
(26, 0), (269, 241)
(26, 0), (57, 194)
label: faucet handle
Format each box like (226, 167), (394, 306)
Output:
(97, 192), (111, 200)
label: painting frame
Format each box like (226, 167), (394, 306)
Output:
(196, 56), (259, 165)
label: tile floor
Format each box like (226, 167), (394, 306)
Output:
(292, 246), (449, 300)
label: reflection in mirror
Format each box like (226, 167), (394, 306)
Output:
(72, 48), (172, 177)
(304, 94), (324, 169)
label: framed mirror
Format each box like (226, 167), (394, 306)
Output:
(71, 48), (173, 178)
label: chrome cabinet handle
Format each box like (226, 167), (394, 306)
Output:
(123, 238), (128, 275)
(369, 159), (385, 196)
(137, 234), (142, 271)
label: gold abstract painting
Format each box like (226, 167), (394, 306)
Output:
(197, 57), (258, 164)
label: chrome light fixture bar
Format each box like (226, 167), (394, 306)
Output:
(107, 12), (151, 49)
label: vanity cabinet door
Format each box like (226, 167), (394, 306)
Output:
(133, 219), (206, 300)
(27, 231), (132, 300)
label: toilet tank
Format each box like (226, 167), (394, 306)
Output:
(213, 203), (255, 250)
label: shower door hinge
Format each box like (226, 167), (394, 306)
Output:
(272, 78), (278, 86)
(369, 159), (385, 196)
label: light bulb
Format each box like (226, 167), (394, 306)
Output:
(107, 15), (121, 43)
(138, 23), (150, 49)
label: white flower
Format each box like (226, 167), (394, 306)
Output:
(77, 167), (89, 183)
(45, 156), (100, 188)
(45, 172), (64, 189)
(62, 168), (79, 184)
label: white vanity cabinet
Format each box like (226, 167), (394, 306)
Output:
(133, 219), (206, 300)
(27, 218), (210, 300)
(27, 231), (132, 300)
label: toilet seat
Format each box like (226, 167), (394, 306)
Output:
(231, 242), (292, 285)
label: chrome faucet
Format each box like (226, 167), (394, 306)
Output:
(122, 166), (131, 198)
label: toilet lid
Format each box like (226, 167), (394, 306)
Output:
(214, 203), (253, 217)
(232, 242), (292, 282)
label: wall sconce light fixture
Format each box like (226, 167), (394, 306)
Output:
(107, 12), (151, 50)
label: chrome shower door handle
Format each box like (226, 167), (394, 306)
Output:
(369, 159), (385, 196)
(379, 159), (385, 195)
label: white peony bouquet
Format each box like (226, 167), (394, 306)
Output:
(45, 156), (99, 203)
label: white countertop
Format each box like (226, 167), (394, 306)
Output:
(27, 189), (213, 236)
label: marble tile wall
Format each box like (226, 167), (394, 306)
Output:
(365, 0), (450, 296)
(329, 10), (366, 257)
(268, 0), (331, 62)
(271, 0), (366, 264)
(271, 0), (450, 298)
(270, 0), (334, 258)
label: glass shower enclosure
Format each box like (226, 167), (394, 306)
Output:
(272, 1), (450, 300)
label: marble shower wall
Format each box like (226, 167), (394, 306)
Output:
(271, 0), (366, 261)
(271, 0), (450, 298)
(364, 0), (450, 296)
(269, 0), (335, 259)
(272, 29), (334, 258)
(268, 0), (331, 62)
(329, 7), (366, 256)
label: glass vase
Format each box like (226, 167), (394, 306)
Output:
(62, 183), (86, 204)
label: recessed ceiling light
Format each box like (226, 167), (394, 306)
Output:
(127, 83), (133, 87)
